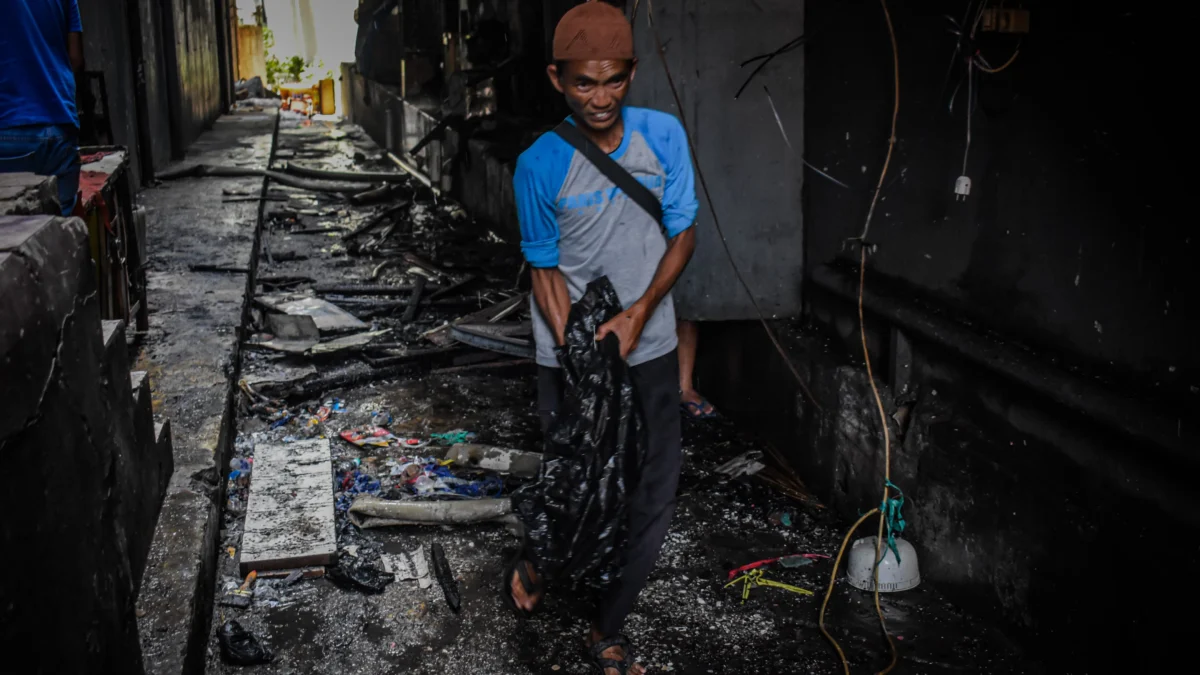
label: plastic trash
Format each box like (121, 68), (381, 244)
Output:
(327, 559), (394, 594)
(340, 426), (398, 447)
(512, 276), (645, 591)
(218, 620), (273, 665)
(431, 429), (476, 445)
(768, 510), (793, 527)
(714, 450), (765, 478)
(412, 474), (439, 494)
(268, 410), (292, 429)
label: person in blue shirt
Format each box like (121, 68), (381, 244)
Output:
(0, 0), (85, 216)
(505, 3), (698, 673)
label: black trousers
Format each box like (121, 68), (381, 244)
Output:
(537, 349), (682, 636)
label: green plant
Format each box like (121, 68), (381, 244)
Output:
(284, 55), (307, 83)
(265, 54), (282, 86)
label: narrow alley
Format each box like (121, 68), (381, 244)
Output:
(153, 112), (1024, 674)
(2, 2), (1192, 675)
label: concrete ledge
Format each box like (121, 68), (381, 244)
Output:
(1, 214), (144, 673)
(137, 465), (220, 675)
(0, 172), (59, 216)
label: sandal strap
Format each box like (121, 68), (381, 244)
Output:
(589, 635), (634, 672)
(589, 635), (630, 654)
(594, 658), (630, 673)
(514, 559), (541, 595)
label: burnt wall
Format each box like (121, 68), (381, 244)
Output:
(697, 0), (1194, 668)
(164, 0), (226, 154)
(805, 0), (1193, 399)
(137, 0), (176, 172)
(79, 0), (144, 184)
(627, 0), (806, 321)
(79, 0), (229, 175)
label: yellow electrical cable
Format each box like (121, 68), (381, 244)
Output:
(974, 47), (1020, 73)
(862, 245), (900, 675)
(818, 507), (880, 674)
(819, 1), (901, 674)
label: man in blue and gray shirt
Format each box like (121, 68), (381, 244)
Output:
(507, 2), (697, 672)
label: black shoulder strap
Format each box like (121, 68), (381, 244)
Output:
(552, 121), (663, 226)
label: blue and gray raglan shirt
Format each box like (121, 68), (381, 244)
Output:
(515, 106), (699, 368)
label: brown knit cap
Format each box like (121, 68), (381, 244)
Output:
(553, 1), (634, 61)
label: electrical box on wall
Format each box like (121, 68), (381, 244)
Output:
(981, 8), (1030, 34)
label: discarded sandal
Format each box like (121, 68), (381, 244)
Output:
(588, 635), (638, 674)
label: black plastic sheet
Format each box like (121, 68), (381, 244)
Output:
(328, 558), (394, 594)
(218, 620), (273, 665)
(512, 277), (645, 590)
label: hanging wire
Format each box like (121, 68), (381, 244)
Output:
(820, 2), (903, 673)
(851, 0), (901, 243)
(763, 86), (851, 190)
(962, 60), (973, 174)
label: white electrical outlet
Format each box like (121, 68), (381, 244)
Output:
(955, 175), (972, 201)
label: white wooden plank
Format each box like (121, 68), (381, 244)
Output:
(239, 438), (337, 575)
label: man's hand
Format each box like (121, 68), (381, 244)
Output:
(596, 303), (649, 360)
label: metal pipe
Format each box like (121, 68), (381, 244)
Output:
(385, 106), (395, 152)
(281, 163), (408, 183)
(387, 151), (438, 195)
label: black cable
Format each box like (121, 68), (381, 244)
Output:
(739, 35), (805, 67)
(734, 33), (810, 100)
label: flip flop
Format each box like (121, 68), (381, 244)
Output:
(681, 399), (719, 420)
(588, 635), (638, 674)
(500, 551), (542, 618)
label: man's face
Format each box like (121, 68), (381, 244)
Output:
(548, 59), (637, 132)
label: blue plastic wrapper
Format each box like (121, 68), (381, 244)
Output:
(511, 277), (645, 591)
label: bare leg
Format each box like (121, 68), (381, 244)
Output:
(677, 319), (714, 416)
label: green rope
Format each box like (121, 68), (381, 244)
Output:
(877, 479), (907, 565)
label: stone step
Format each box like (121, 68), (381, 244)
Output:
(127, 371), (173, 588)
(102, 319), (132, 409)
(155, 420), (173, 459)
(130, 371), (152, 460)
(102, 319), (124, 351)
(97, 321), (143, 590)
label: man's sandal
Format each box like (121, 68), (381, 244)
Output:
(500, 552), (542, 618)
(681, 398), (719, 419)
(588, 635), (637, 674)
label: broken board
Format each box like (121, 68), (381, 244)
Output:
(256, 292), (367, 333)
(239, 439), (337, 575)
